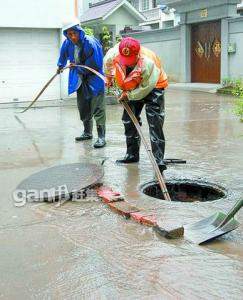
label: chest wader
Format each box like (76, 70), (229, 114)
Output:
(116, 88), (166, 173)
(74, 45), (106, 148)
(75, 88), (106, 148)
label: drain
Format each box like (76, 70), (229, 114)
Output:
(141, 179), (226, 202)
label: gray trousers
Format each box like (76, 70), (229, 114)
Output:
(76, 88), (106, 127)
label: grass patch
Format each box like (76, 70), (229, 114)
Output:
(218, 78), (243, 122)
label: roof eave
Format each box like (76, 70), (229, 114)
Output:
(81, 18), (103, 26)
(103, 0), (146, 22)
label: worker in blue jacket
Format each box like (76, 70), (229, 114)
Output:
(57, 23), (106, 148)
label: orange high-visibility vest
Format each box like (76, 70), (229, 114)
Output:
(114, 57), (143, 91)
(113, 46), (168, 91)
(141, 47), (168, 89)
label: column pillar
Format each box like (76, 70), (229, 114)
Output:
(180, 23), (191, 82)
(221, 18), (229, 82)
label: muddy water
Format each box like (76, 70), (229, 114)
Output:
(0, 90), (242, 299)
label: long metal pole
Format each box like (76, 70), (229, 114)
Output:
(120, 100), (171, 201)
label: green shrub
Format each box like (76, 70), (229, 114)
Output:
(101, 26), (112, 54)
(116, 35), (122, 43)
(222, 77), (235, 88)
(83, 27), (94, 36)
(233, 99), (243, 122)
(232, 79), (243, 97)
(232, 79), (243, 122)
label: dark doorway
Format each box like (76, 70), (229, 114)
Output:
(191, 21), (221, 83)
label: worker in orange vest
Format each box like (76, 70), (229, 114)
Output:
(104, 37), (168, 173)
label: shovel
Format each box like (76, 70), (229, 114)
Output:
(184, 199), (243, 244)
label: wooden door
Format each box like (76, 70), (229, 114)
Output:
(191, 21), (221, 83)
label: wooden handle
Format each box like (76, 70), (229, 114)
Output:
(121, 100), (171, 201)
(19, 65), (105, 113)
(19, 73), (59, 113)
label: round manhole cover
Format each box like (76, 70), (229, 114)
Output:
(15, 163), (104, 202)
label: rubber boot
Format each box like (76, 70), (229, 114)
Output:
(116, 137), (140, 164)
(93, 125), (106, 148)
(116, 153), (139, 164)
(75, 121), (93, 142)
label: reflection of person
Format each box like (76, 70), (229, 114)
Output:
(57, 23), (106, 148)
(104, 37), (168, 174)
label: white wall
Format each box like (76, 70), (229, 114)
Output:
(130, 27), (181, 82)
(0, 0), (76, 28)
(0, 0), (80, 100)
(228, 17), (243, 78)
(105, 6), (140, 35)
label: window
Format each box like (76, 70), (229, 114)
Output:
(141, 0), (150, 11)
(163, 20), (174, 29)
(132, 0), (140, 10)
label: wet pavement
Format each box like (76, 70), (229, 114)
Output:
(0, 89), (242, 299)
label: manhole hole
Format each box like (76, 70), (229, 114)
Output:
(141, 179), (226, 202)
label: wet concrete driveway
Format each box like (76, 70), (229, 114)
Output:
(0, 89), (242, 299)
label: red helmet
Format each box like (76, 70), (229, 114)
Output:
(119, 37), (141, 66)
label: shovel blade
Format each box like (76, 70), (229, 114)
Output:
(185, 212), (240, 245)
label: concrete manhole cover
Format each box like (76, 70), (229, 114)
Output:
(15, 163), (104, 202)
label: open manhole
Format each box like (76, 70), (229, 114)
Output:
(141, 179), (226, 202)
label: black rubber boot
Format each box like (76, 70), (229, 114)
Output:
(93, 125), (106, 148)
(117, 101), (142, 164)
(116, 153), (139, 164)
(116, 133), (140, 164)
(116, 134), (140, 164)
(75, 121), (93, 142)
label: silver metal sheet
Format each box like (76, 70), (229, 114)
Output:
(184, 212), (240, 244)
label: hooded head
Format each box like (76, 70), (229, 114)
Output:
(63, 23), (85, 44)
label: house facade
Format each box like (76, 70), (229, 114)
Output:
(80, 0), (146, 42)
(0, 0), (78, 104)
(80, 0), (178, 38)
(238, 1), (243, 14)
(130, 0), (179, 29)
(129, 0), (243, 84)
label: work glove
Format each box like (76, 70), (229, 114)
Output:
(118, 91), (128, 103)
(56, 67), (64, 74)
(105, 76), (114, 88)
(69, 63), (76, 69)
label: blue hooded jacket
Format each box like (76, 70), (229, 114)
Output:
(57, 24), (105, 98)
